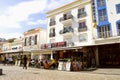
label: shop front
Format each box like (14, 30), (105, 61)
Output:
(98, 43), (120, 67)
(41, 41), (97, 71)
(0, 50), (24, 66)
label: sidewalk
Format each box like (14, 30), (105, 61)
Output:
(0, 65), (120, 80)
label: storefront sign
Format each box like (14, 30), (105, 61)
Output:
(51, 43), (58, 48)
(58, 42), (66, 47)
(41, 41), (66, 49)
(51, 41), (66, 48)
(41, 43), (51, 49)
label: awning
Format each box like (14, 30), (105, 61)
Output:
(40, 46), (83, 52)
(97, 22), (110, 27)
(0, 50), (24, 54)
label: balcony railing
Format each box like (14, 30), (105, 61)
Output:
(49, 33), (56, 37)
(98, 31), (111, 38)
(59, 14), (73, 22)
(77, 12), (87, 18)
(49, 21), (56, 26)
(59, 27), (74, 34)
(78, 27), (87, 32)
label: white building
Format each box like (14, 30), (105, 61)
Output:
(41, 0), (97, 71)
(46, 0), (94, 46)
(23, 27), (46, 59)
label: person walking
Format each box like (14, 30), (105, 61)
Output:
(23, 55), (28, 69)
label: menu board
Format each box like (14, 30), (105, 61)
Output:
(58, 61), (63, 70)
(66, 61), (71, 71)
(58, 61), (71, 71)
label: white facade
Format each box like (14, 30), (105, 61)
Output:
(46, 0), (94, 47)
(23, 27), (46, 52)
(11, 38), (23, 52)
(94, 0), (120, 44)
(107, 0), (120, 37)
(23, 27), (46, 59)
(2, 42), (11, 53)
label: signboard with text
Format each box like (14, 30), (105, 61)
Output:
(41, 41), (66, 49)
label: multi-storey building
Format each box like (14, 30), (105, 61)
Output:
(2, 42), (11, 54)
(23, 27), (46, 60)
(0, 41), (12, 60)
(41, 0), (97, 71)
(93, 0), (120, 67)
(0, 38), (23, 62)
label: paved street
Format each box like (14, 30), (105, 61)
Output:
(0, 65), (120, 80)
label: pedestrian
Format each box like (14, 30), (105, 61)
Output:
(23, 55), (28, 69)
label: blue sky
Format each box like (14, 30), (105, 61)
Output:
(0, 0), (74, 39)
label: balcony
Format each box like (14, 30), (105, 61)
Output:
(78, 27), (87, 32)
(49, 33), (55, 38)
(78, 12), (87, 19)
(59, 14), (73, 25)
(94, 31), (120, 44)
(59, 27), (74, 36)
(98, 31), (111, 38)
(49, 21), (56, 26)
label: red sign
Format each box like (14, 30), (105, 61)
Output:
(41, 41), (66, 49)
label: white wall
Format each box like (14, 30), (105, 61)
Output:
(47, 2), (94, 47)
(107, 0), (120, 37)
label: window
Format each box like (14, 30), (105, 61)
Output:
(117, 23), (120, 36)
(34, 35), (37, 45)
(24, 38), (27, 46)
(78, 21), (87, 32)
(97, 0), (105, 7)
(29, 36), (32, 45)
(49, 28), (55, 37)
(98, 25), (111, 38)
(79, 34), (87, 42)
(116, 4), (120, 14)
(78, 8), (85, 14)
(64, 12), (72, 20)
(49, 17), (56, 26)
(78, 8), (86, 18)
(99, 9), (107, 21)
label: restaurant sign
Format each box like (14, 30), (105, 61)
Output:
(41, 41), (66, 49)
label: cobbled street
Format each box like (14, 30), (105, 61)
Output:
(0, 65), (120, 80)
